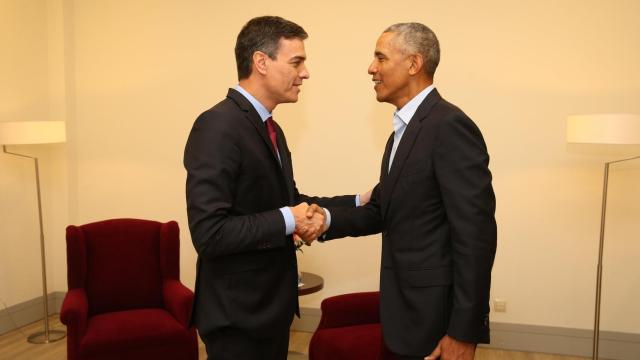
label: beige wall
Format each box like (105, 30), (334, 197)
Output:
(1, 0), (639, 335)
(0, 0), (68, 308)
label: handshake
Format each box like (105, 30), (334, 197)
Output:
(289, 202), (327, 246)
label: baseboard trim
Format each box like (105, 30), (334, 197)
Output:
(3, 298), (638, 359)
(293, 307), (640, 360)
(0, 292), (65, 335)
(291, 306), (322, 333)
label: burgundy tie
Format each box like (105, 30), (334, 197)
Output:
(265, 117), (278, 154)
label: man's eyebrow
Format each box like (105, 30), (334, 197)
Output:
(374, 51), (386, 58)
(289, 55), (306, 62)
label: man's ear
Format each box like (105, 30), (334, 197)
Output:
(408, 54), (424, 76)
(253, 51), (268, 76)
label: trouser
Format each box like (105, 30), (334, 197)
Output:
(201, 326), (290, 360)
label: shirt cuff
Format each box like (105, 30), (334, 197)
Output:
(355, 194), (361, 207)
(324, 207), (331, 230)
(279, 207), (295, 235)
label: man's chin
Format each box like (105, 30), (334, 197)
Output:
(285, 95), (299, 103)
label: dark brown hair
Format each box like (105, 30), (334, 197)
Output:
(235, 16), (308, 80)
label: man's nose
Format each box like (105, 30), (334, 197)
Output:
(300, 64), (310, 79)
(368, 61), (376, 75)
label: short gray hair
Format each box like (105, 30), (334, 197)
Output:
(384, 23), (440, 77)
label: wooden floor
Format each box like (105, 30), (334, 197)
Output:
(0, 315), (589, 360)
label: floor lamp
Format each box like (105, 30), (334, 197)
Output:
(0, 121), (67, 344)
(566, 113), (640, 360)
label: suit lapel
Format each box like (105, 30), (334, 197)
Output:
(379, 133), (394, 216)
(226, 89), (282, 167)
(381, 89), (441, 216)
(381, 133), (394, 180)
(273, 121), (296, 203)
(226, 89), (289, 200)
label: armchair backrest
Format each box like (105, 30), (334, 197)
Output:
(66, 218), (180, 316)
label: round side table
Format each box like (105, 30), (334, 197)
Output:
(298, 272), (323, 296)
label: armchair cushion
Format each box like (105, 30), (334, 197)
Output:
(82, 220), (164, 315)
(310, 323), (383, 360)
(317, 291), (380, 329)
(80, 308), (196, 360)
(310, 291), (391, 360)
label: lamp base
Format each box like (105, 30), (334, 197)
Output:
(27, 330), (66, 344)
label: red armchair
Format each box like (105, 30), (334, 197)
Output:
(60, 219), (198, 360)
(309, 291), (392, 360)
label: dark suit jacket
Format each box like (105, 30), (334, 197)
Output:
(184, 89), (355, 338)
(326, 89), (497, 355)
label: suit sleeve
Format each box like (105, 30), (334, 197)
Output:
(184, 112), (286, 260)
(322, 182), (383, 240)
(294, 183), (357, 208)
(434, 113), (497, 343)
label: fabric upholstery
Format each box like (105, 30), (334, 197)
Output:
(60, 219), (197, 360)
(310, 291), (391, 360)
(80, 308), (195, 360)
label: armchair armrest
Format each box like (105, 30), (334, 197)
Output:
(317, 291), (380, 329)
(60, 288), (88, 360)
(163, 279), (194, 327)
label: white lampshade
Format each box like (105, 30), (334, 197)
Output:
(566, 114), (640, 144)
(0, 121), (66, 145)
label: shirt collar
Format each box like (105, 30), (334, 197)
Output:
(393, 84), (435, 132)
(235, 85), (272, 122)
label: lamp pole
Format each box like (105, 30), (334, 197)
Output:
(592, 155), (640, 359)
(2, 145), (66, 343)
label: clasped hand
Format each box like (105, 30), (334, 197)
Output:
(290, 202), (326, 245)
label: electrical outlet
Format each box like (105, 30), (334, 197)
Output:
(494, 298), (506, 312)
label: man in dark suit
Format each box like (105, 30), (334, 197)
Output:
(318, 23), (497, 360)
(184, 16), (360, 360)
